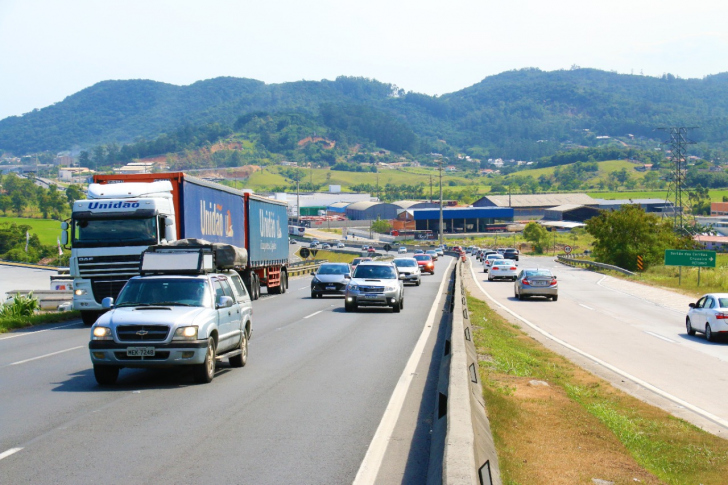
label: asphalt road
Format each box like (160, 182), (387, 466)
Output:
(0, 256), (453, 484)
(469, 255), (728, 435)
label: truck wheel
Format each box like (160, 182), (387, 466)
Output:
(281, 271), (287, 294)
(193, 337), (216, 384)
(93, 365), (119, 385)
(82, 311), (99, 326)
(228, 331), (248, 368)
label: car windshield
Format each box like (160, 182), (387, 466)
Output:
(116, 278), (210, 307)
(353, 265), (397, 279)
(414, 255), (432, 261)
(317, 264), (349, 275)
(393, 259), (417, 267)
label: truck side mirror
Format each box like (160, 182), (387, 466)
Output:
(164, 218), (175, 241)
(102, 297), (114, 309)
(61, 230), (68, 246)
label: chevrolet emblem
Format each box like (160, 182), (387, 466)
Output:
(136, 330), (149, 336)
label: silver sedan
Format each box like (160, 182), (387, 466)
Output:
(514, 268), (558, 301)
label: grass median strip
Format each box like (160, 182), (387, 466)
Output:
(0, 311), (81, 334)
(467, 294), (728, 485)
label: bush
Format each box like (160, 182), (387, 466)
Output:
(0, 292), (40, 319)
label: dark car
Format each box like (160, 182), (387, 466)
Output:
(503, 248), (520, 261)
(311, 262), (351, 298)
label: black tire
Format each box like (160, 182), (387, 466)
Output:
(93, 365), (119, 385)
(706, 323), (715, 342)
(229, 330), (248, 368)
(416, 280), (421, 286)
(82, 311), (99, 326)
(686, 318), (696, 336)
(311, 291), (317, 299)
(400, 297), (404, 310)
(392, 300), (401, 313)
(552, 295), (559, 301)
(193, 337), (216, 384)
(345, 300), (356, 312)
(518, 293), (526, 301)
(254, 275), (261, 300)
(281, 271), (287, 293)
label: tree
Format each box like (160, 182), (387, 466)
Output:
(371, 217), (392, 234)
(585, 205), (693, 271)
(0, 195), (11, 215)
(65, 184), (84, 210)
(523, 222), (550, 254)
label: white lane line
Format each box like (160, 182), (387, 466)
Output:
(298, 287), (307, 291)
(579, 304), (595, 310)
(6, 346), (85, 367)
(0, 321), (81, 341)
(0, 447), (23, 461)
(303, 310), (323, 319)
(644, 331), (676, 343)
(354, 258), (455, 485)
(468, 262), (728, 431)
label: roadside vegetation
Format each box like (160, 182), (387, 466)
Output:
(467, 294), (728, 484)
(295, 248), (357, 264)
(0, 293), (80, 333)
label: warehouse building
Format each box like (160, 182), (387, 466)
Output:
(594, 198), (675, 213)
(473, 193), (598, 218)
(392, 200), (440, 211)
(412, 207), (514, 235)
(345, 201), (401, 220)
(543, 204), (602, 223)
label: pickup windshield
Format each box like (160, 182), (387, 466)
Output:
(353, 265), (397, 279)
(116, 278), (211, 307)
(72, 217), (158, 248)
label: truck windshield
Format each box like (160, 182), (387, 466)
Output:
(72, 217), (158, 247)
(116, 278), (211, 308)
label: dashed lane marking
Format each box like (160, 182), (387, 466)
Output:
(0, 448), (23, 461)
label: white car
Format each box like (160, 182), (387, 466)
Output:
(337, 242), (345, 248)
(392, 257), (421, 286)
(687, 293), (728, 342)
(483, 253), (505, 273)
(487, 259), (518, 281)
(398, 246), (407, 254)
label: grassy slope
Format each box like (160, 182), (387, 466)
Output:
(0, 216), (62, 246)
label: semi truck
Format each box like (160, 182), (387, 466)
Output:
(62, 172), (289, 325)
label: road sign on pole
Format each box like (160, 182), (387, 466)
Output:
(383, 244), (392, 253)
(664, 250), (716, 268)
(564, 245), (572, 254)
(310, 249), (319, 259)
(299, 248), (310, 259)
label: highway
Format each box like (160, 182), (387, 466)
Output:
(468, 255), (728, 435)
(0, 256), (453, 484)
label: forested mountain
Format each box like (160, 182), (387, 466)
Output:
(2, 68), (728, 160)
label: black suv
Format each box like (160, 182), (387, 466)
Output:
(503, 248), (520, 261)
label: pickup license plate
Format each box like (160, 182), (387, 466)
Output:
(127, 347), (155, 357)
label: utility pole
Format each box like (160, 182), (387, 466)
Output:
(660, 126), (696, 233)
(430, 174), (433, 203)
(296, 179), (300, 223)
(438, 159), (444, 246)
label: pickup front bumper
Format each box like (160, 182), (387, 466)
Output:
(89, 340), (208, 367)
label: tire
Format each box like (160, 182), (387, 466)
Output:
(487, 276), (492, 281)
(82, 311), (99, 326)
(518, 293), (526, 301)
(228, 330), (248, 368)
(281, 271), (287, 293)
(193, 337), (216, 384)
(311, 291), (317, 299)
(416, 279), (421, 286)
(93, 365), (119, 385)
(345, 300), (356, 312)
(706, 323), (715, 342)
(392, 299), (401, 313)
(400, 297), (404, 310)
(552, 295), (559, 301)
(686, 318), (696, 336)
(254, 275), (261, 300)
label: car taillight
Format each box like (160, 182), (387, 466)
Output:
(522, 279), (530, 285)
(716, 313), (728, 319)
(549, 278), (557, 286)
(510, 267), (517, 270)
(492, 267), (499, 271)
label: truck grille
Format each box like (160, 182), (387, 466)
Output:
(78, 254), (141, 279)
(91, 279), (130, 304)
(116, 325), (170, 342)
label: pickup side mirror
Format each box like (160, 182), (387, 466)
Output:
(399, 274), (406, 280)
(344, 274), (351, 279)
(689, 303), (696, 308)
(217, 295), (234, 309)
(101, 297), (114, 309)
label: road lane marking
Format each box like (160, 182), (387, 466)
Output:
(0, 321), (82, 341)
(468, 262), (728, 431)
(354, 258), (455, 485)
(6, 346), (85, 367)
(303, 310), (323, 319)
(644, 331), (675, 343)
(0, 447), (22, 461)
(298, 287), (307, 290)
(579, 304), (594, 310)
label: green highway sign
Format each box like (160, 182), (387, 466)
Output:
(664, 249), (717, 268)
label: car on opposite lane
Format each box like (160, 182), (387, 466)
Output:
(311, 262), (351, 298)
(344, 261), (405, 313)
(514, 268), (558, 301)
(686, 293), (728, 342)
(398, 246), (407, 254)
(337, 242), (346, 248)
(392, 257), (421, 286)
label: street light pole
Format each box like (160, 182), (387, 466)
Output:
(438, 159), (444, 246)
(296, 179), (300, 223)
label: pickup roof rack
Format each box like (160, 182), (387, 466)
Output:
(140, 239), (248, 275)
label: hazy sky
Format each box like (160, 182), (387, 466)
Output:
(1, 0), (727, 120)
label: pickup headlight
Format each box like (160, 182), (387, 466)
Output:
(348, 284), (358, 291)
(91, 326), (112, 340)
(173, 326), (198, 341)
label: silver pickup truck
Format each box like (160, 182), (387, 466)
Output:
(88, 244), (252, 385)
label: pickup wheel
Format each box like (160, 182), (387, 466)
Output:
(81, 311), (99, 326)
(93, 365), (119, 385)
(228, 331), (248, 368)
(345, 300), (356, 312)
(193, 337), (216, 384)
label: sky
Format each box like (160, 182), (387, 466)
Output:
(1, 0), (727, 121)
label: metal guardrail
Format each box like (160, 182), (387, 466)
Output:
(557, 254), (635, 276)
(288, 260), (328, 276)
